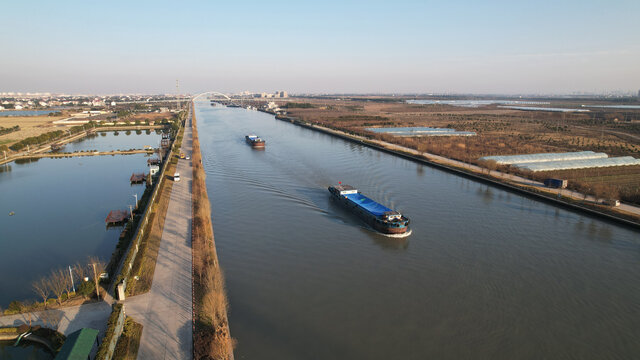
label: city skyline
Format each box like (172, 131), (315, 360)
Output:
(1, 0), (639, 95)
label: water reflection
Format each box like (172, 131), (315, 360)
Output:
(14, 157), (40, 165)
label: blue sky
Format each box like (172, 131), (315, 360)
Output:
(1, 0), (639, 94)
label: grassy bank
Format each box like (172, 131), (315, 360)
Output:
(112, 317), (143, 359)
(191, 108), (234, 359)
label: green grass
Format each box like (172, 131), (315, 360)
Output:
(113, 318), (143, 360)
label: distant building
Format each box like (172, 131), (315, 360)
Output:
(14, 105), (23, 110)
(637, 89), (640, 98)
(266, 102), (278, 110)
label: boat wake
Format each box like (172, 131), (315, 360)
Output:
(380, 228), (412, 238)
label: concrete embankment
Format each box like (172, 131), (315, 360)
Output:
(274, 115), (640, 230)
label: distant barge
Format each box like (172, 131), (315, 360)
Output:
(245, 134), (266, 148)
(328, 184), (410, 234)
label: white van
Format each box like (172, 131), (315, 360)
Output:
(174, 172), (180, 181)
(603, 199), (620, 207)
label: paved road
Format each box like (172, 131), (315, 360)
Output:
(125, 109), (194, 360)
(0, 301), (112, 336)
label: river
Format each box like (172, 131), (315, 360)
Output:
(195, 103), (640, 359)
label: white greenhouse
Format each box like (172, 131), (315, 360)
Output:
(512, 156), (640, 172)
(479, 151), (608, 165)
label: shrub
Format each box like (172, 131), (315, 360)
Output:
(77, 280), (96, 297)
(6, 300), (23, 314)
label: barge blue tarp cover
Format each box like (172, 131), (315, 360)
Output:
(344, 193), (392, 216)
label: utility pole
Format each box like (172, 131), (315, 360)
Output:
(91, 262), (100, 298)
(176, 79), (180, 111)
(69, 265), (76, 293)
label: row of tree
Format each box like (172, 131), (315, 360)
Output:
(0, 125), (20, 135)
(31, 257), (105, 309)
(9, 122), (96, 151)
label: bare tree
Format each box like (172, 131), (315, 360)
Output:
(89, 257), (105, 299)
(32, 277), (50, 309)
(48, 269), (68, 306)
(73, 262), (88, 283)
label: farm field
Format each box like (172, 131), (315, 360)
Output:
(0, 115), (66, 146)
(280, 96), (640, 204)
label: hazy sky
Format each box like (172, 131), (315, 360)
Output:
(1, 0), (639, 95)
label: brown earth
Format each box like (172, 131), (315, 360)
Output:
(281, 97), (640, 204)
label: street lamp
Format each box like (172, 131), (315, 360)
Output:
(133, 194), (138, 209)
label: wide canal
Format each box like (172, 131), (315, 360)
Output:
(196, 104), (640, 359)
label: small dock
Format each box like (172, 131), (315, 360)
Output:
(130, 173), (147, 184)
(147, 158), (162, 166)
(106, 210), (130, 225)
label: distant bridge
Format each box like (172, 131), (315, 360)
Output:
(192, 92), (231, 101)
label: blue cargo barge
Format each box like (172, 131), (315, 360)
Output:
(328, 184), (410, 234)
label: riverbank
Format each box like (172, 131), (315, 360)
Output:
(191, 105), (234, 359)
(273, 113), (640, 229)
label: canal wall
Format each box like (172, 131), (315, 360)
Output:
(274, 115), (640, 230)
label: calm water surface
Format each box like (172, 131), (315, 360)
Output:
(0, 153), (151, 307)
(58, 130), (162, 152)
(196, 104), (640, 359)
(0, 341), (52, 359)
(0, 110), (56, 117)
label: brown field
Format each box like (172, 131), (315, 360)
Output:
(191, 110), (234, 360)
(0, 111), (173, 148)
(0, 115), (66, 145)
(128, 112), (173, 122)
(281, 97), (640, 204)
(530, 165), (640, 203)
